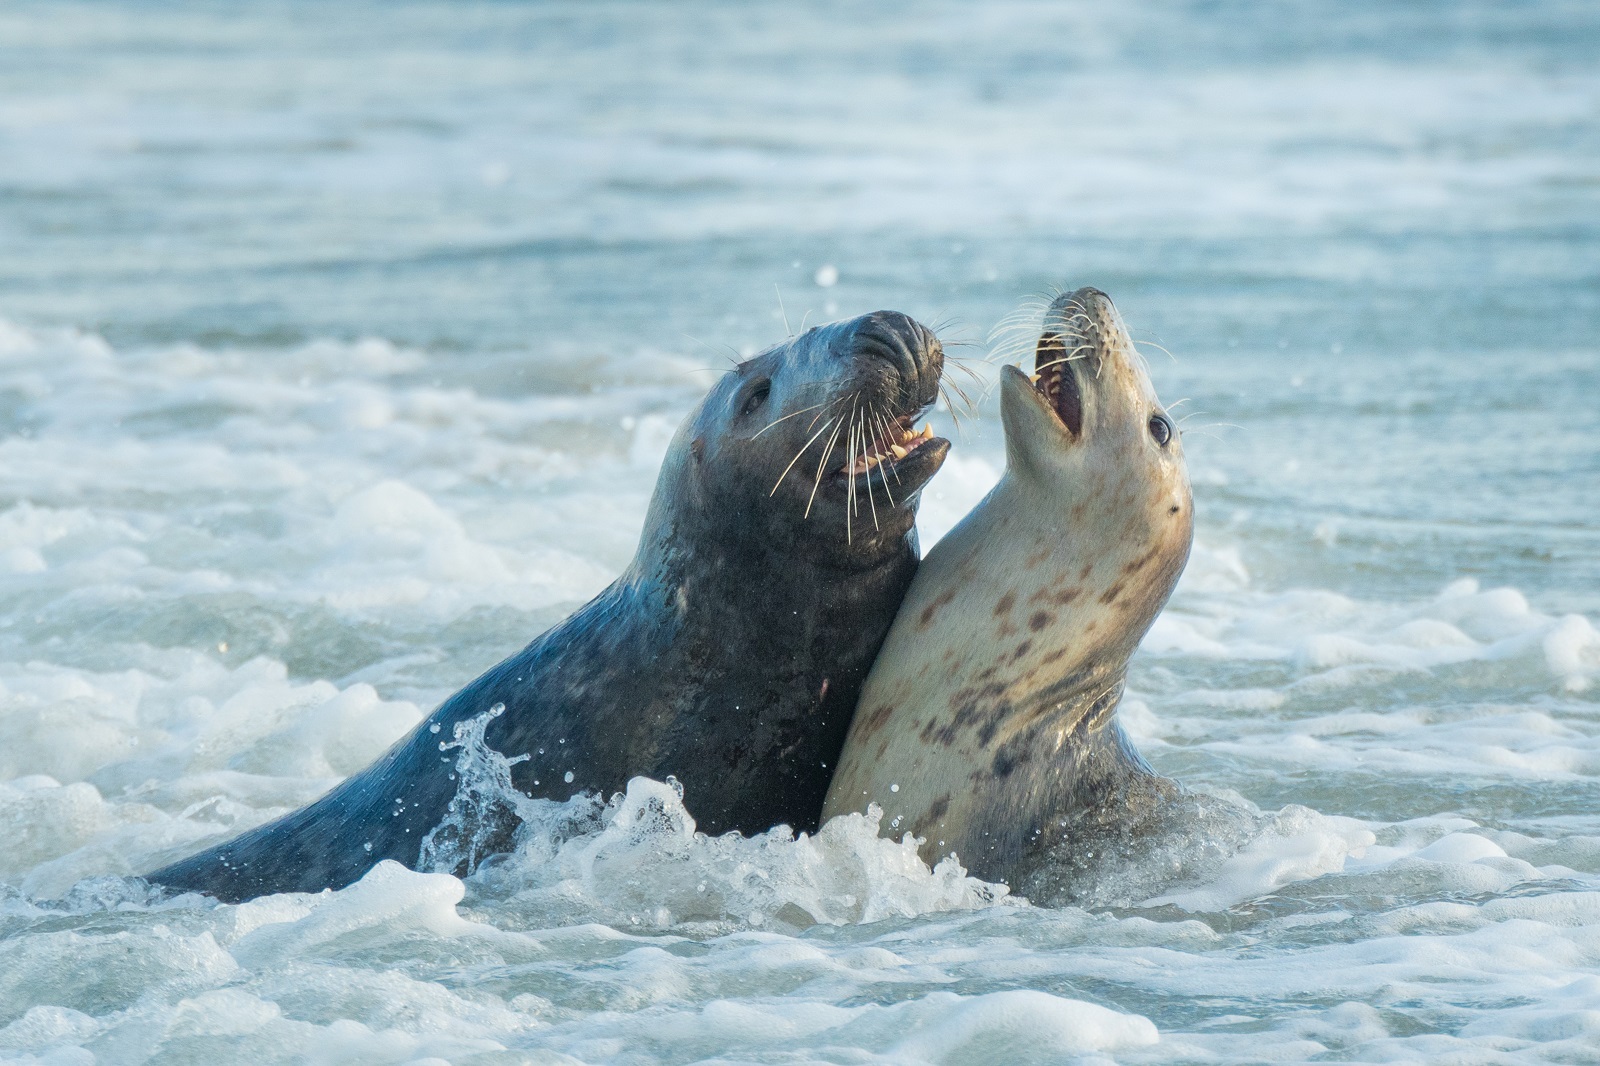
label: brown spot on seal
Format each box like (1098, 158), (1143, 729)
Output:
(993, 591), (1016, 618)
(919, 587), (956, 628)
(856, 702), (896, 739)
(1122, 546), (1159, 574)
(1029, 611), (1053, 632)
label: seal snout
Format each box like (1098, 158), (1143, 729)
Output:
(1029, 288), (1125, 438)
(828, 311), (947, 483)
(851, 310), (945, 410)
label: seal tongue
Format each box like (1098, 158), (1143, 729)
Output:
(1034, 331), (1084, 436)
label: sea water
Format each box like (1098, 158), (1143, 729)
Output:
(1, 1), (1598, 1062)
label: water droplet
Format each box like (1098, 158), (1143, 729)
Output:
(564, 771), (575, 784)
(430, 723), (441, 734)
(439, 741), (448, 751)
(538, 748), (544, 755)
(489, 702), (505, 717)
(889, 783), (900, 793)
(363, 842), (373, 852)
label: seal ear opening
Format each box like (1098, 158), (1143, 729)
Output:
(690, 436), (706, 463)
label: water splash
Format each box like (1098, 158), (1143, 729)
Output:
(417, 707), (555, 879)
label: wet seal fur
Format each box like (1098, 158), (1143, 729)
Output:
(822, 288), (1192, 889)
(147, 311), (949, 902)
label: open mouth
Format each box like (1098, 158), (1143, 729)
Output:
(1033, 331), (1085, 436)
(835, 412), (939, 478)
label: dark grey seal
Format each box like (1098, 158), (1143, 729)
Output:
(146, 312), (949, 901)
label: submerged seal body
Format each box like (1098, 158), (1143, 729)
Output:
(822, 288), (1192, 885)
(148, 311), (949, 901)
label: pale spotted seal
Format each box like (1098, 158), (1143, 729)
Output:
(822, 288), (1192, 887)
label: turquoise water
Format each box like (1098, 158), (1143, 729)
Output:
(1, 2), (1598, 1062)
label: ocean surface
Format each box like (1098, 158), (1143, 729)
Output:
(2, 1), (1598, 1062)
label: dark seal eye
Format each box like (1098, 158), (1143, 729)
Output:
(1148, 413), (1172, 447)
(741, 381), (771, 417)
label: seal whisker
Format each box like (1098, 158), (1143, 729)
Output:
(942, 355), (989, 385)
(859, 414), (881, 532)
(773, 415), (839, 498)
(680, 332), (743, 369)
(805, 392), (851, 433)
(804, 415), (848, 519)
(774, 283), (791, 336)
(871, 406), (903, 496)
(942, 375), (978, 418)
(847, 404), (868, 542)
(1033, 348), (1096, 375)
(1133, 339), (1177, 364)
(753, 400), (830, 440)
(845, 394), (861, 525)
(940, 384), (967, 436)
(1180, 420), (1242, 433)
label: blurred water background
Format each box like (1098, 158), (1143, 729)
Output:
(1, 1), (1598, 1062)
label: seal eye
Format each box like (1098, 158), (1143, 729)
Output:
(741, 381), (771, 417)
(1148, 414), (1172, 447)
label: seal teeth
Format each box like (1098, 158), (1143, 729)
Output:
(837, 417), (937, 476)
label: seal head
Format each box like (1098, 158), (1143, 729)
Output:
(822, 287), (1191, 885)
(145, 311), (948, 901)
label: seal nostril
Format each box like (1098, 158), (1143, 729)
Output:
(852, 311), (941, 407)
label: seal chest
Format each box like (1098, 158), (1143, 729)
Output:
(823, 287), (1193, 887)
